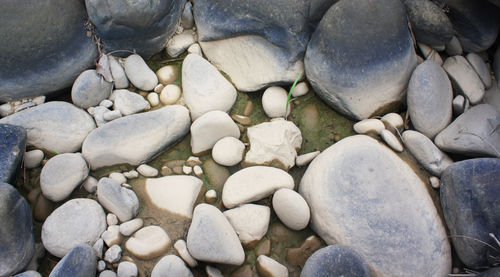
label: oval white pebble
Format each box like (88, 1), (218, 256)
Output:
(147, 93), (160, 107)
(429, 176), (440, 189)
(156, 65), (178, 85)
(380, 129), (404, 152)
(212, 137), (245, 166)
(262, 86), (290, 118)
(160, 84), (182, 105)
(119, 218), (144, 236)
(117, 261), (138, 277)
(125, 226), (171, 260)
(353, 119), (385, 135)
(137, 164), (158, 177)
(24, 149), (44, 169)
(272, 188), (310, 230)
(381, 113), (404, 132)
(109, 172), (126, 185)
(174, 240), (198, 267)
(291, 82), (309, 97)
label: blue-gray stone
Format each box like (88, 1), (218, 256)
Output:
(305, 0), (417, 120)
(49, 244), (97, 277)
(0, 183), (35, 277)
(0, 124), (26, 184)
(301, 245), (371, 277)
(477, 268), (500, 277)
(71, 70), (113, 109)
(440, 158), (500, 269)
(14, 271), (42, 277)
(0, 0), (97, 101)
(85, 0), (185, 58)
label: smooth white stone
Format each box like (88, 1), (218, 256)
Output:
(151, 255), (193, 277)
(381, 113), (404, 133)
(206, 266), (224, 277)
(174, 240), (198, 267)
(113, 89), (150, 116)
(190, 110), (240, 155)
(187, 43), (203, 56)
(100, 99), (114, 109)
(123, 54), (158, 91)
(182, 165), (192, 175)
(223, 204), (270, 244)
(117, 261), (138, 277)
(137, 164), (158, 177)
(256, 255), (288, 277)
(97, 260), (106, 272)
(212, 137), (245, 166)
(104, 245), (122, 264)
(292, 82), (309, 97)
(119, 218), (144, 236)
(23, 149), (44, 169)
(443, 55), (485, 105)
(109, 172), (126, 185)
(123, 170), (139, 179)
(83, 176), (99, 193)
(295, 151), (320, 167)
(262, 86), (290, 118)
(101, 225), (122, 247)
(272, 188), (310, 230)
(156, 65), (178, 85)
(93, 239), (104, 259)
(430, 176), (440, 189)
(160, 84), (181, 105)
(125, 226), (171, 260)
(380, 129), (404, 152)
(147, 93), (160, 107)
(193, 165), (203, 177)
(107, 213), (119, 226)
(103, 110), (122, 121)
(353, 119), (385, 135)
(109, 56), (129, 89)
(166, 30), (196, 58)
(205, 189), (217, 203)
(97, 178), (139, 222)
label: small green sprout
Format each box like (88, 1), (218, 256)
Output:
(285, 72), (303, 120)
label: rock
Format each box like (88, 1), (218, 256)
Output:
(193, 165), (203, 177)
(262, 87), (291, 118)
(83, 105), (190, 169)
(434, 104), (500, 157)
(166, 30), (196, 58)
(0, 0), (97, 101)
(444, 0), (500, 52)
(109, 56), (129, 89)
(305, 0), (417, 120)
(0, 102), (96, 153)
(97, 178), (139, 222)
(477, 268), (500, 277)
(212, 137), (245, 167)
(292, 82), (309, 98)
(100, 270), (117, 277)
(49, 244), (97, 277)
(223, 204), (270, 245)
(101, 225), (122, 247)
(380, 113), (404, 133)
(117, 261), (138, 277)
(244, 119), (302, 171)
(256, 255), (288, 277)
(205, 190), (217, 204)
(193, 0), (308, 92)
(299, 135), (451, 276)
(380, 129), (404, 152)
(109, 173), (126, 185)
(85, 0), (184, 57)
(402, 0), (453, 48)
(440, 158), (500, 269)
(429, 176), (440, 189)
(222, 166), (294, 209)
(445, 36), (463, 56)
(466, 53), (492, 89)
(272, 188), (310, 231)
(0, 103), (14, 117)
(403, 130), (453, 176)
(0, 183), (34, 276)
(286, 235), (324, 267)
(113, 89), (150, 116)
(147, 93), (160, 107)
(296, 151), (320, 167)
(104, 244), (122, 263)
(42, 198), (106, 258)
(0, 124), (26, 183)
(83, 176), (99, 193)
(205, 266), (223, 277)
(182, 165), (192, 175)
(71, 70), (113, 109)
(407, 60), (453, 138)
(174, 240), (197, 267)
(93, 239), (104, 259)
(353, 119), (385, 135)
(92, 106), (111, 127)
(107, 214), (119, 226)
(122, 54), (158, 91)
(156, 65), (179, 85)
(23, 150), (44, 169)
(123, 170), (139, 179)
(301, 245), (370, 277)
(187, 203), (244, 265)
(182, 54), (237, 119)
(119, 218), (143, 236)
(125, 226), (171, 259)
(151, 255), (193, 277)
(443, 55), (485, 105)
(145, 175), (202, 218)
(190, 110), (240, 155)
(187, 43), (203, 56)
(137, 164), (158, 177)
(452, 95), (469, 116)
(160, 84), (182, 105)
(40, 153), (89, 202)
(484, 82), (500, 112)
(181, 2), (194, 29)
(14, 271), (42, 277)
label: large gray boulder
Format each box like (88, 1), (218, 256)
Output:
(299, 135), (451, 276)
(0, 0), (97, 101)
(49, 244), (97, 277)
(305, 0), (417, 120)
(85, 0), (185, 58)
(0, 124), (26, 184)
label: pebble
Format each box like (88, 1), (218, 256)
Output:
(93, 239), (104, 259)
(206, 266), (223, 277)
(182, 165), (192, 175)
(187, 43), (202, 56)
(103, 110), (122, 121)
(445, 36), (463, 56)
(190, 110), (240, 155)
(15, 271), (42, 277)
(92, 106), (110, 127)
(429, 176), (440, 189)
(125, 226), (171, 260)
(443, 55), (485, 105)
(380, 113), (404, 133)
(83, 176), (98, 193)
(137, 164), (158, 177)
(166, 30), (196, 58)
(23, 149), (44, 169)
(272, 188), (310, 231)
(117, 261), (138, 277)
(353, 119), (385, 135)
(173, 166), (183, 175)
(256, 255), (288, 277)
(262, 86), (290, 118)
(0, 103), (13, 117)
(71, 69), (113, 109)
(107, 213), (119, 226)
(156, 65), (179, 85)
(380, 129), (404, 152)
(123, 170), (139, 179)
(104, 245), (122, 264)
(292, 81), (309, 97)
(151, 255), (193, 277)
(49, 244), (97, 277)
(185, 156), (202, 167)
(109, 56), (129, 89)
(97, 177), (140, 222)
(231, 114), (251, 125)
(100, 99), (114, 109)
(119, 218), (144, 236)
(452, 95), (469, 116)
(174, 240), (198, 267)
(161, 166), (173, 176)
(417, 43), (443, 65)
(295, 151), (320, 167)
(147, 92), (160, 107)
(223, 204), (270, 244)
(193, 165), (203, 177)
(113, 89), (150, 116)
(212, 137), (245, 166)
(301, 245), (370, 277)
(286, 236), (324, 267)
(466, 52), (492, 89)
(123, 54), (158, 91)
(109, 172), (126, 185)
(97, 260), (106, 272)
(101, 225), (122, 247)
(160, 84), (181, 105)
(100, 270), (117, 277)
(205, 189), (217, 204)
(154, 84), (164, 93)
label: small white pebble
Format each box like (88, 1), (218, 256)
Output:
(380, 130), (404, 152)
(154, 84), (165, 93)
(147, 92), (160, 107)
(0, 103), (14, 117)
(187, 43), (203, 56)
(156, 65), (178, 85)
(185, 156), (202, 166)
(87, 107), (95, 116)
(101, 225), (122, 247)
(97, 260), (106, 272)
(174, 240), (198, 267)
(121, 183), (132, 189)
(291, 82), (309, 97)
(100, 270), (117, 277)
(353, 119), (385, 135)
(100, 99), (114, 108)
(93, 239), (104, 259)
(24, 149), (44, 169)
(103, 110), (122, 121)
(32, 95), (46, 105)
(107, 213), (119, 226)
(137, 164), (158, 177)
(123, 170), (139, 179)
(381, 113), (404, 133)
(120, 218), (144, 236)
(193, 165), (203, 177)
(206, 265), (224, 277)
(296, 151), (320, 167)
(83, 176), (99, 193)
(429, 176), (440, 189)
(262, 86), (290, 118)
(205, 189), (217, 204)
(160, 84), (181, 105)
(182, 165), (193, 175)
(256, 255), (288, 277)
(104, 245), (122, 264)
(109, 172), (126, 185)
(117, 261), (138, 277)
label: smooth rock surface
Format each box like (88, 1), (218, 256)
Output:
(97, 178), (139, 222)
(42, 198), (106, 258)
(104, 244), (122, 263)
(212, 137), (245, 167)
(151, 255), (193, 277)
(156, 65), (178, 85)
(117, 261), (138, 277)
(381, 113), (404, 133)
(443, 56), (485, 105)
(301, 245), (371, 277)
(272, 188), (310, 231)
(466, 53), (492, 89)
(23, 149), (44, 169)
(113, 89), (150, 116)
(256, 255), (288, 277)
(125, 226), (171, 260)
(299, 135), (451, 276)
(0, 102), (96, 153)
(403, 130), (453, 176)
(166, 30), (196, 58)
(353, 119), (385, 135)
(0, 124), (26, 183)
(109, 56), (129, 89)
(83, 105), (190, 169)
(174, 240), (197, 267)
(101, 225), (122, 247)
(119, 218), (143, 236)
(296, 151), (320, 167)
(262, 87), (290, 118)
(122, 54), (158, 91)
(49, 244), (97, 277)
(137, 164), (158, 177)
(190, 110), (240, 155)
(160, 84), (181, 105)
(223, 204), (270, 244)
(71, 70), (113, 109)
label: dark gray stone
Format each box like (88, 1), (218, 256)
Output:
(444, 0), (500, 52)
(308, 0), (340, 27)
(0, 0), (97, 101)
(495, 46), (500, 88)
(0, 183), (35, 277)
(301, 245), (371, 277)
(477, 268), (500, 277)
(402, 0), (453, 48)
(49, 244), (97, 277)
(305, 0), (417, 120)
(71, 70), (113, 109)
(440, 158), (500, 269)
(0, 124), (26, 184)
(85, 0), (185, 58)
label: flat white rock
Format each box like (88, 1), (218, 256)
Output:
(272, 188), (310, 231)
(212, 137), (245, 166)
(123, 54), (158, 91)
(223, 204), (270, 244)
(125, 226), (171, 260)
(380, 129), (404, 152)
(137, 164), (158, 177)
(151, 255), (193, 277)
(119, 218), (143, 237)
(190, 110), (240, 155)
(166, 30), (196, 58)
(97, 178), (139, 222)
(113, 89), (150, 116)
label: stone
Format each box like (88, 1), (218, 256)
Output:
(299, 135), (451, 276)
(156, 65), (179, 85)
(380, 129), (404, 152)
(402, 130), (453, 176)
(23, 150), (43, 169)
(145, 175), (202, 218)
(0, 103), (14, 117)
(443, 55), (485, 105)
(85, 0), (184, 57)
(83, 176), (99, 193)
(434, 104), (500, 157)
(174, 240), (197, 267)
(104, 244), (122, 263)
(256, 255), (288, 277)
(193, 165), (203, 177)
(440, 158), (500, 269)
(119, 218), (143, 236)
(193, 0), (309, 92)
(0, 124), (26, 183)
(301, 245), (370, 277)
(123, 170), (139, 179)
(407, 60), (453, 138)
(206, 266), (223, 277)
(181, 2), (194, 29)
(182, 165), (192, 175)
(107, 213), (118, 226)
(160, 84), (182, 105)
(83, 105), (190, 169)
(272, 188), (310, 231)
(212, 137), (245, 167)
(190, 110), (240, 155)
(223, 204), (270, 245)
(205, 190), (217, 204)
(466, 53), (492, 89)
(0, 0), (97, 101)
(97, 177), (139, 222)
(137, 164), (158, 177)
(353, 119), (385, 135)
(429, 176), (440, 189)
(113, 89), (150, 116)
(14, 271), (41, 277)
(122, 54), (158, 91)
(484, 82), (500, 112)
(49, 244), (97, 277)
(42, 198), (106, 258)
(222, 166), (294, 209)
(286, 235), (324, 267)
(231, 115), (252, 126)
(93, 239), (104, 259)
(0, 183), (34, 276)
(187, 44), (203, 56)
(125, 226), (171, 260)
(452, 95), (469, 116)
(305, 0), (417, 120)
(262, 87), (291, 118)
(380, 113), (404, 133)
(117, 261), (138, 277)
(40, 153), (89, 202)
(109, 173), (126, 185)
(445, 36), (463, 56)
(402, 0), (453, 48)
(109, 56), (129, 89)
(102, 225), (122, 247)
(244, 119), (302, 171)
(151, 255), (193, 277)
(93, 106), (111, 127)
(166, 30), (196, 58)
(100, 270), (117, 277)
(296, 151), (320, 167)
(71, 70), (113, 109)
(292, 82), (309, 98)
(187, 204), (244, 265)
(0, 102), (96, 153)
(147, 92), (160, 107)
(182, 54), (237, 119)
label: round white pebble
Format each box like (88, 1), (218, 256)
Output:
(120, 218), (144, 236)
(429, 176), (440, 189)
(212, 137), (245, 166)
(353, 119), (385, 135)
(262, 86), (290, 118)
(291, 82), (309, 97)
(160, 84), (182, 105)
(117, 261), (138, 277)
(156, 65), (178, 85)
(109, 172), (126, 185)
(381, 113), (404, 132)
(24, 149), (44, 169)
(125, 226), (171, 260)
(107, 213), (119, 226)
(147, 92), (160, 107)
(137, 164), (158, 177)
(272, 188), (310, 230)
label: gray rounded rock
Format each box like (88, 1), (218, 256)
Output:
(97, 177), (139, 222)
(72, 70), (113, 109)
(301, 245), (371, 277)
(151, 255), (193, 277)
(109, 56), (129, 89)
(0, 124), (26, 184)
(466, 53), (492, 89)
(49, 244), (97, 277)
